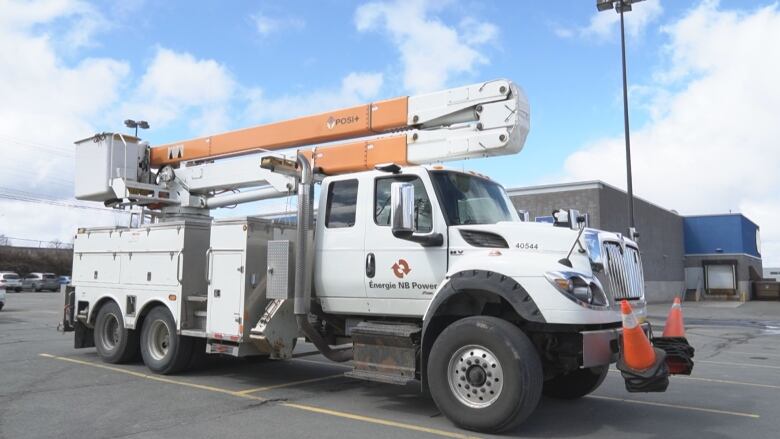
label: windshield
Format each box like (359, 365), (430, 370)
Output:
(430, 171), (517, 225)
(3, 274), (19, 280)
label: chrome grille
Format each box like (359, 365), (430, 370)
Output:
(601, 241), (644, 301)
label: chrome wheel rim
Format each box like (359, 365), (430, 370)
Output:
(148, 320), (170, 361)
(100, 314), (121, 352)
(447, 344), (504, 408)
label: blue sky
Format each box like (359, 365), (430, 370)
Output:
(79, 0), (674, 185)
(1, 0), (779, 264)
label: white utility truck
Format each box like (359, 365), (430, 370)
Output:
(62, 79), (656, 432)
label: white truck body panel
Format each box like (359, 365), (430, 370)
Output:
(72, 220), (210, 330)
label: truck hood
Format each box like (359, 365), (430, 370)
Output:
(452, 221), (580, 254)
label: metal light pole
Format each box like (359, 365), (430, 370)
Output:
(596, 0), (642, 241)
(124, 119), (150, 137)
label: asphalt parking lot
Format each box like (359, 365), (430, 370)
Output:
(2, 292), (780, 438)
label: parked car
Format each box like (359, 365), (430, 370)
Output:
(0, 286), (6, 310)
(0, 271), (23, 292)
(22, 272), (59, 292)
(58, 275), (71, 285)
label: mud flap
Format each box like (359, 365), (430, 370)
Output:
(616, 347), (670, 393)
(652, 337), (695, 375)
(74, 320), (95, 349)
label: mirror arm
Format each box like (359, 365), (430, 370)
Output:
(392, 230), (444, 247)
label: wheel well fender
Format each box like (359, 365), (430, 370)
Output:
(88, 296), (120, 326)
(420, 270), (545, 387)
(135, 300), (170, 332)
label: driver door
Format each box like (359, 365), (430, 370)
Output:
(363, 173), (447, 317)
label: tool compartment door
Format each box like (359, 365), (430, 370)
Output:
(207, 251), (244, 337)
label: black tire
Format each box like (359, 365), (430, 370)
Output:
(0, 303), (4, 311)
(140, 306), (194, 374)
(427, 316), (543, 433)
(543, 366), (608, 399)
(94, 301), (139, 363)
(15, 288), (21, 293)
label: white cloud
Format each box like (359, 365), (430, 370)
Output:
(251, 12), (305, 36)
(355, 0), (498, 93)
(557, 1), (780, 265)
(0, 0), (130, 242)
(245, 72), (384, 122)
(557, 0), (663, 40)
(123, 47), (236, 134)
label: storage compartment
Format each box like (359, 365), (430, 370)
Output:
(74, 132), (147, 202)
(74, 222), (209, 287)
(206, 218), (295, 341)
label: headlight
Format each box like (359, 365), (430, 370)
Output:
(545, 271), (608, 308)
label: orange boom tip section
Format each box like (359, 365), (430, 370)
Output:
(301, 135), (408, 175)
(150, 97), (409, 166)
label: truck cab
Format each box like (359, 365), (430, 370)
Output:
(316, 165), (643, 323)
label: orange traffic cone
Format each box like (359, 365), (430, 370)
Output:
(620, 299), (656, 371)
(662, 297), (685, 338)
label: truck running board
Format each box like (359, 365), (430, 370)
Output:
(345, 322), (420, 386)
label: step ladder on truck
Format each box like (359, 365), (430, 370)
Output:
(60, 78), (692, 433)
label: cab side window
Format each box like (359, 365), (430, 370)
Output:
(374, 176), (433, 233)
(325, 179), (359, 228)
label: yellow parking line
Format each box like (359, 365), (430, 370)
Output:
(39, 353), (474, 439)
(700, 360), (780, 370)
(608, 369), (780, 390)
(281, 402), (479, 439)
(587, 395), (760, 419)
(38, 353), (264, 400)
(237, 374), (344, 395)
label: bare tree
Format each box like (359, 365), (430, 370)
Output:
(0, 235), (8, 246)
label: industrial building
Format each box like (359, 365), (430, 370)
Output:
(507, 181), (764, 303)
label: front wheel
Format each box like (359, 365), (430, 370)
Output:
(543, 366), (608, 399)
(140, 306), (194, 374)
(427, 316), (543, 433)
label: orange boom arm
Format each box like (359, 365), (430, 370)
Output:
(150, 97), (408, 167)
(148, 79), (529, 175)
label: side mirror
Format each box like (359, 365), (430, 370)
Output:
(390, 182), (415, 234)
(389, 181), (443, 247)
(553, 208), (586, 230)
(517, 209), (530, 222)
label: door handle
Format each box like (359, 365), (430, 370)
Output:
(366, 253), (376, 278)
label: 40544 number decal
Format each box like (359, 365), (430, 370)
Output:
(515, 242), (539, 250)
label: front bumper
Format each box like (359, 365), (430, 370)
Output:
(581, 322), (651, 368)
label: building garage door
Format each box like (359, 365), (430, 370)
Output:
(705, 264), (736, 295)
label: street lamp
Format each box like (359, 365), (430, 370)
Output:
(124, 119), (150, 137)
(596, 0), (643, 241)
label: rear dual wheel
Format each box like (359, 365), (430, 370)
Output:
(94, 301), (139, 363)
(140, 306), (194, 375)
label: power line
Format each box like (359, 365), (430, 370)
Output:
(0, 188), (131, 214)
(0, 236), (73, 249)
(0, 135), (74, 156)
